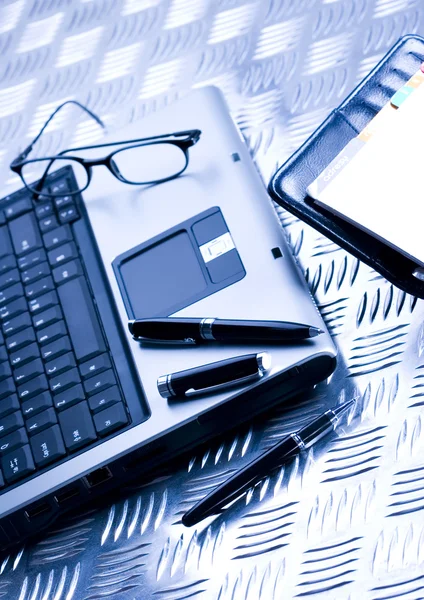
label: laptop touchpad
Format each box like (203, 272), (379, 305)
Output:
(113, 207), (246, 319)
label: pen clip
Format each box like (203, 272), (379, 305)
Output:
(185, 371), (264, 397)
(133, 336), (197, 345)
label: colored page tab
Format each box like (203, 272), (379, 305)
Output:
(391, 85), (414, 108)
(358, 103), (396, 141)
(406, 71), (424, 88)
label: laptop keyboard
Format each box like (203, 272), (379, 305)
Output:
(0, 173), (130, 490)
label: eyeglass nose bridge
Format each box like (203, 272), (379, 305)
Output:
(78, 156), (118, 181)
(79, 156), (106, 167)
(78, 158), (122, 186)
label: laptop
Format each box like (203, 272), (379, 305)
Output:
(0, 87), (336, 548)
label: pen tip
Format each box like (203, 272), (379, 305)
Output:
(309, 327), (324, 337)
(332, 399), (356, 417)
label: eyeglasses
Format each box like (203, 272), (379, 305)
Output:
(10, 100), (201, 198)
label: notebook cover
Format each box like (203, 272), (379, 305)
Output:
(268, 34), (424, 299)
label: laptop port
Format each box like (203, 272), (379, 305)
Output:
(54, 486), (80, 506)
(25, 501), (52, 521)
(83, 467), (113, 488)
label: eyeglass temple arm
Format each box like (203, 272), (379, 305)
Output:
(11, 100), (106, 166)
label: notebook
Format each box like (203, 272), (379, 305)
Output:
(306, 65), (424, 268)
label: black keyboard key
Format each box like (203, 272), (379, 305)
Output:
(0, 362), (11, 381)
(4, 198), (32, 221)
(18, 248), (46, 271)
(22, 262), (50, 285)
(84, 369), (116, 396)
(41, 336), (71, 361)
(17, 374), (48, 400)
(0, 411), (24, 438)
(0, 255), (16, 274)
(39, 215), (58, 233)
(9, 342), (39, 367)
(0, 394), (19, 417)
(94, 403), (128, 437)
(33, 305), (62, 330)
(43, 225), (72, 250)
(58, 206), (79, 224)
(59, 401), (97, 451)
(26, 408), (57, 436)
(0, 297), (27, 321)
(54, 384), (85, 411)
(88, 385), (121, 414)
(0, 428), (28, 456)
(31, 425), (66, 467)
(0, 471), (3, 487)
(9, 212), (42, 256)
(0, 226), (12, 257)
(35, 194), (50, 202)
(80, 353), (111, 380)
(52, 259), (83, 285)
(0, 378), (15, 400)
(0, 268), (19, 289)
(6, 327), (36, 352)
(45, 352), (75, 377)
(58, 278), (106, 362)
(48, 242), (78, 267)
(0, 345), (6, 362)
(2, 445), (35, 483)
(50, 180), (69, 196)
(14, 358), (44, 384)
(25, 275), (54, 299)
(54, 195), (73, 209)
(29, 290), (58, 314)
(37, 321), (67, 346)
(0, 282), (24, 305)
(35, 202), (53, 219)
(50, 367), (80, 394)
(3, 312), (31, 337)
(22, 391), (53, 418)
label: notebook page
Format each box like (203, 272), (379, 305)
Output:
(309, 82), (424, 266)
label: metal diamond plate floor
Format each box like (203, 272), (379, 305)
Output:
(1, 1), (424, 599)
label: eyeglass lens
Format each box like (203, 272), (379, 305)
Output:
(21, 142), (188, 195)
(21, 158), (89, 195)
(111, 143), (188, 184)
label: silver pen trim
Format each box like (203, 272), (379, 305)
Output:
(256, 352), (271, 374)
(291, 432), (306, 451)
(157, 374), (176, 398)
(199, 318), (216, 341)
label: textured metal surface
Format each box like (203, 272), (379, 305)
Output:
(1, 0), (424, 598)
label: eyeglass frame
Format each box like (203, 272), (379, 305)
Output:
(9, 100), (201, 198)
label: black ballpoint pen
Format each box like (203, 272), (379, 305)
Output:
(182, 400), (355, 527)
(128, 317), (323, 344)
